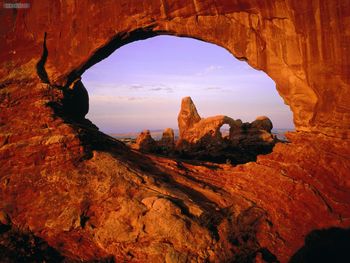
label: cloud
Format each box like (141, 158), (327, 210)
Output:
(206, 65), (223, 72)
(83, 81), (175, 94)
(89, 95), (146, 103)
(149, 86), (173, 92)
(130, 84), (144, 89)
(205, 86), (223, 91)
(196, 65), (223, 76)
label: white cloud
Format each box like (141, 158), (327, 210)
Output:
(205, 86), (223, 91)
(195, 65), (223, 76)
(148, 86), (173, 92)
(89, 95), (146, 103)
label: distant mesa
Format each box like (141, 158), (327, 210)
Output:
(132, 97), (278, 164)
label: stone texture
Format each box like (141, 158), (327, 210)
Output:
(158, 128), (175, 153)
(0, 1), (349, 262)
(134, 128), (175, 155)
(178, 96), (201, 138)
(229, 117), (275, 148)
(251, 116), (273, 132)
(133, 130), (157, 153)
(1, 0), (349, 137)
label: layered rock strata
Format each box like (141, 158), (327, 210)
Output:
(0, 1), (349, 262)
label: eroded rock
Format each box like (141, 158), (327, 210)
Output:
(178, 96), (201, 138)
(0, 1), (349, 262)
(133, 130), (157, 152)
(176, 97), (277, 163)
(251, 116), (273, 132)
(133, 97), (276, 163)
(158, 128), (175, 153)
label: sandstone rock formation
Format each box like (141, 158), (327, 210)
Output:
(132, 97), (275, 163)
(178, 96), (202, 138)
(176, 97), (276, 163)
(133, 130), (157, 152)
(158, 128), (175, 153)
(229, 116), (275, 147)
(133, 128), (175, 154)
(251, 116), (273, 132)
(0, 1), (349, 262)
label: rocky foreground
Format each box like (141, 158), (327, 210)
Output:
(1, 0), (350, 262)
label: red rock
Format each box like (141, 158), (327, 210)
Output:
(177, 96), (201, 138)
(251, 116), (273, 132)
(176, 97), (276, 162)
(0, 1), (349, 262)
(158, 128), (175, 153)
(133, 130), (157, 152)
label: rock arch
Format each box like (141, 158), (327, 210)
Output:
(0, 1), (349, 262)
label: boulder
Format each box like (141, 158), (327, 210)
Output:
(158, 128), (175, 153)
(251, 116), (273, 132)
(134, 130), (157, 152)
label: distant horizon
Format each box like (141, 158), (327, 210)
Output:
(93, 119), (295, 135)
(83, 36), (294, 133)
(108, 127), (296, 136)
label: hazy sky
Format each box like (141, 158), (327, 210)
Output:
(83, 36), (294, 134)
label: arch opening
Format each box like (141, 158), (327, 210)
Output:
(1, 3), (348, 263)
(220, 124), (231, 139)
(78, 35), (294, 164)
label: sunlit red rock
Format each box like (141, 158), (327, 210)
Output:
(0, 0), (349, 262)
(177, 96), (201, 138)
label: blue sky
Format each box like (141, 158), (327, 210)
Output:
(83, 36), (294, 134)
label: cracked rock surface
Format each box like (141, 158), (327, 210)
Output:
(0, 1), (350, 262)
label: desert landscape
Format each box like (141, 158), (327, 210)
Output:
(130, 96), (280, 165)
(0, 1), (350, 262)
(113, 128), (291, 144)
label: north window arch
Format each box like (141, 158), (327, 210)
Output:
(81, 35), (293, 135)
(78, 35), (294, 164)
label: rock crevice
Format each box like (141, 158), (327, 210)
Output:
(0, 1), (349, 262)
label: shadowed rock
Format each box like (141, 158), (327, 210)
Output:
(63, 79), (89, 120)
(230, 116), (275, 148)
(133, 130), (157, 152)
(289, 227), (350, 263)
(251, 116), (273, 132)
(158, 128), (175, 153)
(0, 1), (349, 262)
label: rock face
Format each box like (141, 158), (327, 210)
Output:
(178, 97), (202, 138)
(251, 116), (273, 132)
(158, 128), (175, 153)
(0, 1), (350, 262)
(177, 97), (276, 163)
(133, 130), (157, 152)
(134, 128), (175, 154)
(229, 116), (275, 148)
